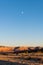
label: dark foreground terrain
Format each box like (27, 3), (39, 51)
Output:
(0, 60), (27, 65)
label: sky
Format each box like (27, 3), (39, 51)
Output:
(0, 0), (43, 46)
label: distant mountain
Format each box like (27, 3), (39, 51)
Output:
(0, 46), (43, 53)
(13, 47), (43, 53)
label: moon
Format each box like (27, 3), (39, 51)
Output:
(19, 10), (24, 16)
(17, 9), (24, 16)
(21, 11), (24, 15)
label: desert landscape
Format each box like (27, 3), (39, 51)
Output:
(0, 0), (43, 65)
(0, 46), (43, 65)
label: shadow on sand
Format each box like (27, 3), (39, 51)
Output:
(0, 60), (27, 65)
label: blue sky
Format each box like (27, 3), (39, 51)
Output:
(0, 0), (43, 46)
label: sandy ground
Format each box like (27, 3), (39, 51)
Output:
(0, 52), (43, 65)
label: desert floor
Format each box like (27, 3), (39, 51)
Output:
(0, 52), (43, 65)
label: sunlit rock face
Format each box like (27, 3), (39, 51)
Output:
(0, 46), (28, 53)
(0, 46), (42, 53)
(0, 46), (14, 52)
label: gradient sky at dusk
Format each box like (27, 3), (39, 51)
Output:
(0, 0), (43, 46)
